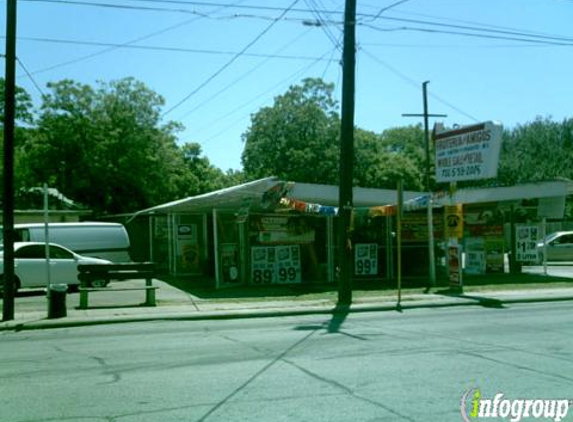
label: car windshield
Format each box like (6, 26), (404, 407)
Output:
(541, 232), (567, 244)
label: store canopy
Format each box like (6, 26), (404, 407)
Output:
(131, 177), (425, 217)
(437, 180), (573, 205)
(132, 178), (573, 219)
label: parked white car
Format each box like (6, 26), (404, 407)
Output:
(0, 242), (111, 294)
(536, 231), (573, 262)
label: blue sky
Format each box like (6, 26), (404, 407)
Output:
(2, 0), (572, 171)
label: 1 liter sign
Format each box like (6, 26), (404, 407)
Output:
(435, 121), (503, 183)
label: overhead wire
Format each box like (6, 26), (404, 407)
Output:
(20, 0), (573, 43)
(195, 46), (339, 144)
(23, 19), (204, 77)
(361, 49), (479, 122)
(175, 26), (319, 120)
(303, 0), (342, 50)
(21, 0), (573, 49)
(16, 57), (46, 96)
(363, 23), (573, 46)
(20, 0), (249, 78)
(13, 36), (334, 62)
(162, 0), (302, 117)
(366, 0), (413, 22)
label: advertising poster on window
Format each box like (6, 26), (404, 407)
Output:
(251, 216), (315, 244)
(484, 238), (505, 273)
(220, 243), (239, 284)
(354, 243), (378, 276)
(516, 225), (539, 263)
(177, 224), (199, 272)
(448, 243), (463, 290)
(465, 238), (486, 275)
(251, 245), (302, 284)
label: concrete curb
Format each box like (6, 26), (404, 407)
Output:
(2, 293), (573, 332)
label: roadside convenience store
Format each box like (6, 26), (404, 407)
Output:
(128, 177), (573, 288)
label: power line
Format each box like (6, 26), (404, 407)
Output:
(304, 0), (342, 50)
(16, 57), (45, 96)
(363, 23), (573, 46)
(191, 46), (339, 141)
(367, 0), (413, 22)
(361, 48), (479, 122)
(18, 1), (248, 77)
(364, 15), (573, 44)
(13, 36), (335, 62)
(23, 0), (573, 45)
(162, 0), (302, 117)
(176, 27), (318, 120)
(22, 0), (573, 45)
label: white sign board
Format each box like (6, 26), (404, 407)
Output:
(435, 121), (503, 183)
(465, 251), (486, 275)
(516, 225), (539, 263)
(355, 243), (378, 276)
(251, 245), (302, 284)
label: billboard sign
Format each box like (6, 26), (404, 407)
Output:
(435, 121), (503, 183)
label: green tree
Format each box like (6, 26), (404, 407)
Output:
(0, 80), (36, 198)
(176, 142), (243, 197)
(0, 78), (35, 125)
(19, 78), (185, 214)
(497, 117), (573, 185)
(241, 78), (340, 184)
(242, 78), (429, 191)
(354, 127), (425, 191)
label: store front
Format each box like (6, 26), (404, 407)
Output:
(128, 177), (424, 287)
(128, 178), (573, 288)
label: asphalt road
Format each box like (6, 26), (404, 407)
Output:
(1, 302), (573, 422)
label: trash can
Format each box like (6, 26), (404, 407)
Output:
(47, 284), (68, 319)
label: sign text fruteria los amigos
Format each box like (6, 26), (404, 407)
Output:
(435, 121), (503, 183)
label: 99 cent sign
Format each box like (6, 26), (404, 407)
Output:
(355, 244), (378, 276)
(251, 245), (302, 284)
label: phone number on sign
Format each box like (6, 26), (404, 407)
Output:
(440, 165), (482, 179)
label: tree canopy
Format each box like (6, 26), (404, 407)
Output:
(1, 76), (572, 216)
(242, 78), (340, 184)
(241, 78), (427, 191)
(3, 77), (236, 214)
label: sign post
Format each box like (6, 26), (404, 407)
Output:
(435, 122), (503, 291)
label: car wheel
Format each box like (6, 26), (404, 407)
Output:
(90, 279), (109, 288)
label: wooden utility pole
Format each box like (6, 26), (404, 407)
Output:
(402, 81), (447, 291)
(2, 0), (17, 321)
(337, 0), (357, 305)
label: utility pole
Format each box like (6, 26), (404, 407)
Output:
(2, 0), (17, 322)
(337, 0), (356, 305)
(402, 81), (447, 292)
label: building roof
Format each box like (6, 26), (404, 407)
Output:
(436, 180), (573, 206)
(132, 177), (425, 216)
(132, 178), (573, 219)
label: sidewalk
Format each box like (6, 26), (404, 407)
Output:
(2, 277), (573, 332)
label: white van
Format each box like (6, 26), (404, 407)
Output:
(7, 222), (131, 262)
